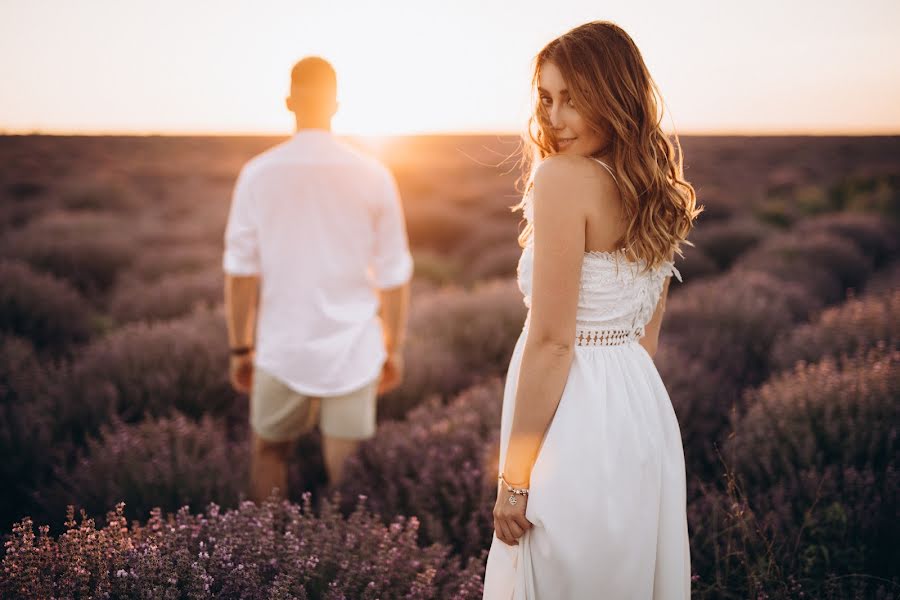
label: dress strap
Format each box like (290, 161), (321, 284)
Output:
(590, 157), (617, 183)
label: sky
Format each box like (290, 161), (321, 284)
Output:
(1, 0), (898, 136)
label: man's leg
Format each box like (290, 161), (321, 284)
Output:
(248, 367), (318, 505)
(319, 378), (379, 488)
(249, 430), (293, 504)
(322, 435), (363, 487)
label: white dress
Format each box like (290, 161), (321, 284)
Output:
(482, 162), (691, 599)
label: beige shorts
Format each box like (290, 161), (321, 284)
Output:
(250, 366), (379, 442)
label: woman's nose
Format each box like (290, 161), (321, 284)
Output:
(548, 106), (564, 130)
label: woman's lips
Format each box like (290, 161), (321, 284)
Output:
(558, 137), (577, 149)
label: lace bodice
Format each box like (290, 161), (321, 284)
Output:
(517, 187), (682, 339)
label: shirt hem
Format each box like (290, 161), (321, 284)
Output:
(222, 261), (261, 276)
(373, 258), (414, 289)
(254, 356), (386, 397)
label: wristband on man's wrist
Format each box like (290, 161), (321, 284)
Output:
(229, 346), (253, 356)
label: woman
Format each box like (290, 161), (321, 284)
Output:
(482, 21), (702, 599)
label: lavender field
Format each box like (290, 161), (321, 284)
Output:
(0, 134), (898, 598)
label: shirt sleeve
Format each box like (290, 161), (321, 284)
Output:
(222, 166), (262, 276)
(370, 167), (414, 289)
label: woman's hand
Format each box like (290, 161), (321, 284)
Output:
(229, 354), (254, 394)
(493, 480), (533, 546)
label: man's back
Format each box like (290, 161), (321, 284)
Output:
(223, 129), (413, 396)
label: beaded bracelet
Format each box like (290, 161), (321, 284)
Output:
(498, 473), (529, 496)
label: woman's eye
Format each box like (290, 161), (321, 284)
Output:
(540, 97), (552, 106)
(566, 98), (575, 108)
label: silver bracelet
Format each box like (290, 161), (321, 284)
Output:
(499, 473), (530, 499)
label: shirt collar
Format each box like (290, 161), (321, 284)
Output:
(289, 128), (335, 144)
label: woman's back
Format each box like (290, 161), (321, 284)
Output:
(517, 158), (682, 345)
(516, 238), (682, 345)
(582, 158), (630, 254)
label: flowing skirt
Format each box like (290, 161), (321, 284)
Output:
(482, 329), (691, 600)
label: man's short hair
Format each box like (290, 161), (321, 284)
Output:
(290, 56), (337, 98)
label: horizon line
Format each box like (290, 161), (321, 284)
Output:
(2, 127), (899, 138)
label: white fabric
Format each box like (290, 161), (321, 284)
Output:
(482, 185), (690, 599)
(222, 129), (414, 396)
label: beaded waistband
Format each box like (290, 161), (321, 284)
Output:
(575, 327), (642, 346)
(523, 317), (643, 347)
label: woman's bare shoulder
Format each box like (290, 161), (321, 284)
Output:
(533, 155), (618, 212)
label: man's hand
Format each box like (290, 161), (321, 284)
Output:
(229, 354), (254, 394)
(377, 350), (404, 395)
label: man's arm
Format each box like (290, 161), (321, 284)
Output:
(224, 274), (260, 350)
(377, 281), (410, 356)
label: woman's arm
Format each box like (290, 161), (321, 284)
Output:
(638, 275), (672, 360)
(502, 156), (618, 487)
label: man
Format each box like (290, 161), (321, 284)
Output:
(222, 56), (413, 505)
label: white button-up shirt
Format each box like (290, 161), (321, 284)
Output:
(223, 129), (414, 396)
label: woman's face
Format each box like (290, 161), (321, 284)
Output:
(538, 60), (607, 157)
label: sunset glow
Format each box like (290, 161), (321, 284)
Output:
(1, 0), (898, 136)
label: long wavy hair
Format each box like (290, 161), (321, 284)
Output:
(512, 21), (703, 273)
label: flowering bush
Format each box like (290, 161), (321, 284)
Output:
(733, 231), (872, 304)
(2, 207), (124, 239)
(0, 335), (47, 406)
(46, 308), (242, 454)
(830, 173), (900, 220)
(410, 280), (525, 377)
(745, 254), (846, 305)
(721, 345), (900, 584)
(3, 180), (44, 201)
(1, 211), (136, 301)
(653, 344), (741, 482)
(466, 244), (522, 282)
(59, 178), (141, 214)
(0, 260), (95, 354)
(404, 201), (476, 254)
(687, 466), (899, 599)
(125, 242), (220, 282)
(0, 335), (56, 533)
(379, 280), (525, 419)
(451, 218), (518, 267)
(687, 217), (773, 270)
(662, 270), (818, 387)
(670, 243), (718, 284)
(862, 259), (900, 299)
(770, 289), (900, 372)
(31, 411), (248, 534)
(411, 250), (461, 287)
(725, 347), (898, 492)
(687, 185), (738, 223)
(1, 494), (485, 599)
(108, 269), (223, 325)
(378, 333), (467, 422)
(750, 464), (898, 586)
(792, 211), (899, 268)
(0, 180), (47, 231)
(339, 380), (503, 562)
